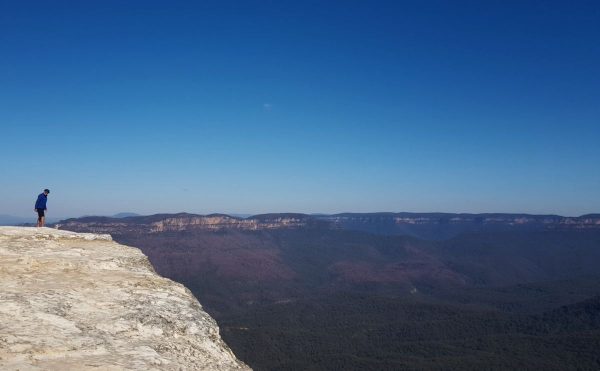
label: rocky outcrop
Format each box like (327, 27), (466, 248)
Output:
(150, 214), (311, 232)
(55, 213), (316, 234)
(324, 212), (600, 228)
(319, 213), (600, 239)
(0, 227), (250, 370)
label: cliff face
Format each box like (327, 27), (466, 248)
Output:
(0, 227), (250, 370)
(150, 214), (311, 232)
(54, 212), (600, 240)
(55, 214), (315, 235)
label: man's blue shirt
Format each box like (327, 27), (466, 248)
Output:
(35, 193), (47, 210)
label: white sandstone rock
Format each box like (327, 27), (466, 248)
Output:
(0, 227), (250, 370)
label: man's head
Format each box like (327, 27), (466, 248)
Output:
(43, 189), (50, 195)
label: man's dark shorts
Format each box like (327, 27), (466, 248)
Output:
(36, 209), (45, 219)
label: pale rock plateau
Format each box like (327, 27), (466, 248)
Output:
(0, 227), (250, 370)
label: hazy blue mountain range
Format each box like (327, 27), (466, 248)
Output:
(110, 212), (141, 218)
(0, 212), (143, 226)
(0, 214), (64, 226)
(0, 214), (32, 226)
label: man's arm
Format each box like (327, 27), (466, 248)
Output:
(34, 194), (44, 210)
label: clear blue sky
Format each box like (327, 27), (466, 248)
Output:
(1, 1), (599, 218)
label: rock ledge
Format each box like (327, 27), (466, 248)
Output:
(0, 227), (250, 370)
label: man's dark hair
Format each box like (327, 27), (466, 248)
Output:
(44, 189), (50, 193)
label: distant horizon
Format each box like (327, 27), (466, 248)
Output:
(3, 209), (599, 223)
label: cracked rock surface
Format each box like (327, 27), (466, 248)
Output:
(0, 227), (250, 370)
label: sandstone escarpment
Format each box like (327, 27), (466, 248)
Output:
(55, 214), (318, 235)
(0, 227), (250, 370)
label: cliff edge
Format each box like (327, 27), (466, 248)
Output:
(0, 227), (250, 370)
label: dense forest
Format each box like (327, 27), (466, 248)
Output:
(219, 289), (600, 370)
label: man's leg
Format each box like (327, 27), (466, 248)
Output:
(36, 210), (44, 227)
(40, 216), (45, 227)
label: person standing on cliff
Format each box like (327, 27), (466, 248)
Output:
(34, 189), (50, 227)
